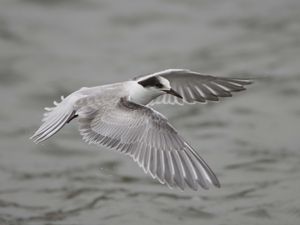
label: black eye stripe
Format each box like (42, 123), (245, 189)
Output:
(138, 77), (163, 88)
(155, 83), (163, 88)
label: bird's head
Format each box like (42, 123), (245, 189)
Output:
(137, 76), (182, 99)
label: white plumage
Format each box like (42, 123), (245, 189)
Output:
(31, 69), (252, 190)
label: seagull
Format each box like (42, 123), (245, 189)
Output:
(31, 69), (252, 191)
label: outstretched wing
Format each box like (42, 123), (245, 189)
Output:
(147, 69), (252, 105)
(77, 96), (220, 190)
(31, 94), (81, 143)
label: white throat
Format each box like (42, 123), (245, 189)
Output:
(126, 81), (163, 105)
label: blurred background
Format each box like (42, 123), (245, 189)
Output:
(0, 0), (300, 224)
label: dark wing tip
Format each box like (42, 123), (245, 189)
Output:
(213, 177), (221, 188)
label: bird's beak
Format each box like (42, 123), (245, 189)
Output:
(164, 88), (182, 99)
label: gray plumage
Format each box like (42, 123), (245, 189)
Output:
(144, 69), (252, 105)
(31, 69), (252, 191)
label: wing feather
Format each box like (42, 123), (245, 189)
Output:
(31, 94), (81, 143)
(76, 96), (220, 190)
(148, 69), (252, 105)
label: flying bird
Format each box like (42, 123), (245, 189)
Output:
(31, 69), (252, 190)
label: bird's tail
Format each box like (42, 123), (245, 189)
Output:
(30, 95), (78, 143)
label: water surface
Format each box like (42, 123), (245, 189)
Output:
(0, 0), (300, 224)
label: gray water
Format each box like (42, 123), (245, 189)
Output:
(1, 0), (300, 224)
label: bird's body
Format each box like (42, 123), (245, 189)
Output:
(31, 69), (252, 191)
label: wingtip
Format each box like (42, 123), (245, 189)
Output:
(29, 133), (35, 141)
(214, 180), (221, 188)
(29, 134), (39, 144)
(207, 172), (221, 189)
(238, 78), (254, 85)
(244, 79), (254, 85)
(30, 130), (46, 144)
